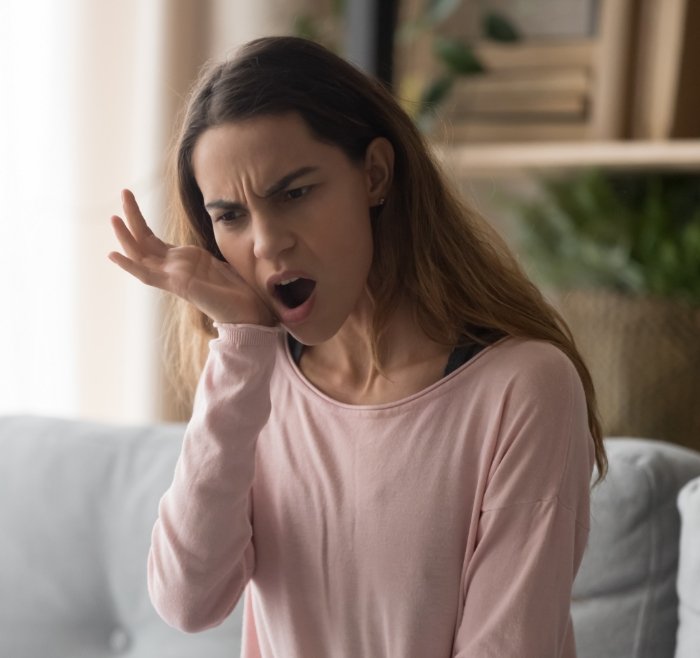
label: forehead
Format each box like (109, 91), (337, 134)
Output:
(192, 113), (345, 187)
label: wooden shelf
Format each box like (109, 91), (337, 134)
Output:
(436, 140), (700, 178)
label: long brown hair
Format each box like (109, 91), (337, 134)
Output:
(165, 36), (606, 480)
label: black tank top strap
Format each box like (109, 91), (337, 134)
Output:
(287, 329), (503, 374)
(287, 333), (305, 365)
(444, 327), (506, 375)
(443, 342), (486, 376)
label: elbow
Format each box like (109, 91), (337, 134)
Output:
(147, 577), (226, 633)
(160, 611), (221, 635)
(147, 554), (243, 633)
(165, 612), (223, 635)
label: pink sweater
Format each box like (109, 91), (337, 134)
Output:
(148, 324), (594, 657)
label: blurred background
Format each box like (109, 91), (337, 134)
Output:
(1, 0), (698, 444)
(0, 0), (311, 423)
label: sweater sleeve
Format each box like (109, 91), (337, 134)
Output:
(453, 345), (595, 658)
(147, 323), (281, 633)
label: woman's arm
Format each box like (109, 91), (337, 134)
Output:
(107, 191), (280, 631)
(453, 499), (587, 656)
(453, 344), (595, 657)
(148, 323), (280, 632)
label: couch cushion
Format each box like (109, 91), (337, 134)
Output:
(0, 415), (243, 658)
(675, 476), (700, 658)
(571, 438), (700, 658)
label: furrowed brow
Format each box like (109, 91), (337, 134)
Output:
(204, 199), (246, 213)
(204, 166), (319, 211)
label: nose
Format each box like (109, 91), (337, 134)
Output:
(251, 211), (295, 261)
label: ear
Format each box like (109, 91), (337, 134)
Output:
(364, 137), (394, 204)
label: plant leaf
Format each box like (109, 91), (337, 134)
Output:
(419, 73), (455, 108)
(511, 169), (700, 305)
(483, 11), (521, 42)
(433, 37), (485, 75)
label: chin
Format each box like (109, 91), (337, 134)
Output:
(283, 316), (345, 347)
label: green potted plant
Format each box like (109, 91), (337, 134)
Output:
(515, 169), (700, 449)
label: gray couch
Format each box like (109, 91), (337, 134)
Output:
(1, 415), (699, 658)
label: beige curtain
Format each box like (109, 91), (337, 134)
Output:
(0, 0), (319, 423)
(74, 0), (324, 423)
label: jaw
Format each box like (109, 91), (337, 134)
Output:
(291, 283), (375, 348)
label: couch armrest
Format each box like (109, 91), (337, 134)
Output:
(572, 437), (700, 658)
(675, 476), (700, 658)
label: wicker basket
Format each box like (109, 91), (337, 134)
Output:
(557, 289), (700, 451)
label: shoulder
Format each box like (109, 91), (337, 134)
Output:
(475, 337), (593, 508)
(485, 335), (576, 372)
(476, 336), (582, 404)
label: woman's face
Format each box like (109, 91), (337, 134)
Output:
(191, 113), (390, 345)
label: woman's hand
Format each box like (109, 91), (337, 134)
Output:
(108, 189), (276, 326)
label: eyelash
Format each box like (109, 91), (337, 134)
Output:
(216, 209), (245, 224)
(214, 185), (313, 225)
(283, 185), (312, 201)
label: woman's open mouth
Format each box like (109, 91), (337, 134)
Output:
(275, 277), (316, 309)
(272, 276), (317, 324)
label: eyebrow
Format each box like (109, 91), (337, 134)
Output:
(204, 165), (319, 211)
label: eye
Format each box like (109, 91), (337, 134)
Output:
(283, 185), (312, 201)
(214, 209), (246, 225)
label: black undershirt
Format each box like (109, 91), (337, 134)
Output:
(286, 330), (501, 377)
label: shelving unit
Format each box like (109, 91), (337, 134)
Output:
(437, 140), (700, 178)
(396, 0), (700, 178)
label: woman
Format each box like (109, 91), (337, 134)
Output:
(109, 36), (606, 657)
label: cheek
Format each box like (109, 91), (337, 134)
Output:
(215, 234), (254, 279)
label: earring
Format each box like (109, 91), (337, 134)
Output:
(377, 197), (386, 206)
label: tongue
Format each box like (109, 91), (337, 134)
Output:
(279, 278), (316, 309)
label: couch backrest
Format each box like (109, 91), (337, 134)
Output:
(0, 416), (243, 658)
(572, 437), (700, 658)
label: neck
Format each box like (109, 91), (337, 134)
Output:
(301, 293), (452, 396)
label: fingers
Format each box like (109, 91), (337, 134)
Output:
(107, 250), (167, 289)
(110, 214), (145, 261)
(120, 189), (171, 256)
(121, 189), (155, 242)
(108, 189), (176, 291)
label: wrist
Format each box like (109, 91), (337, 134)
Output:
(213, 323), (281, 345)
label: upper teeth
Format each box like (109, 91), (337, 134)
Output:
(279, 277), (300, 286)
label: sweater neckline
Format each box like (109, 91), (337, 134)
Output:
(278, 332), (509, 412)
